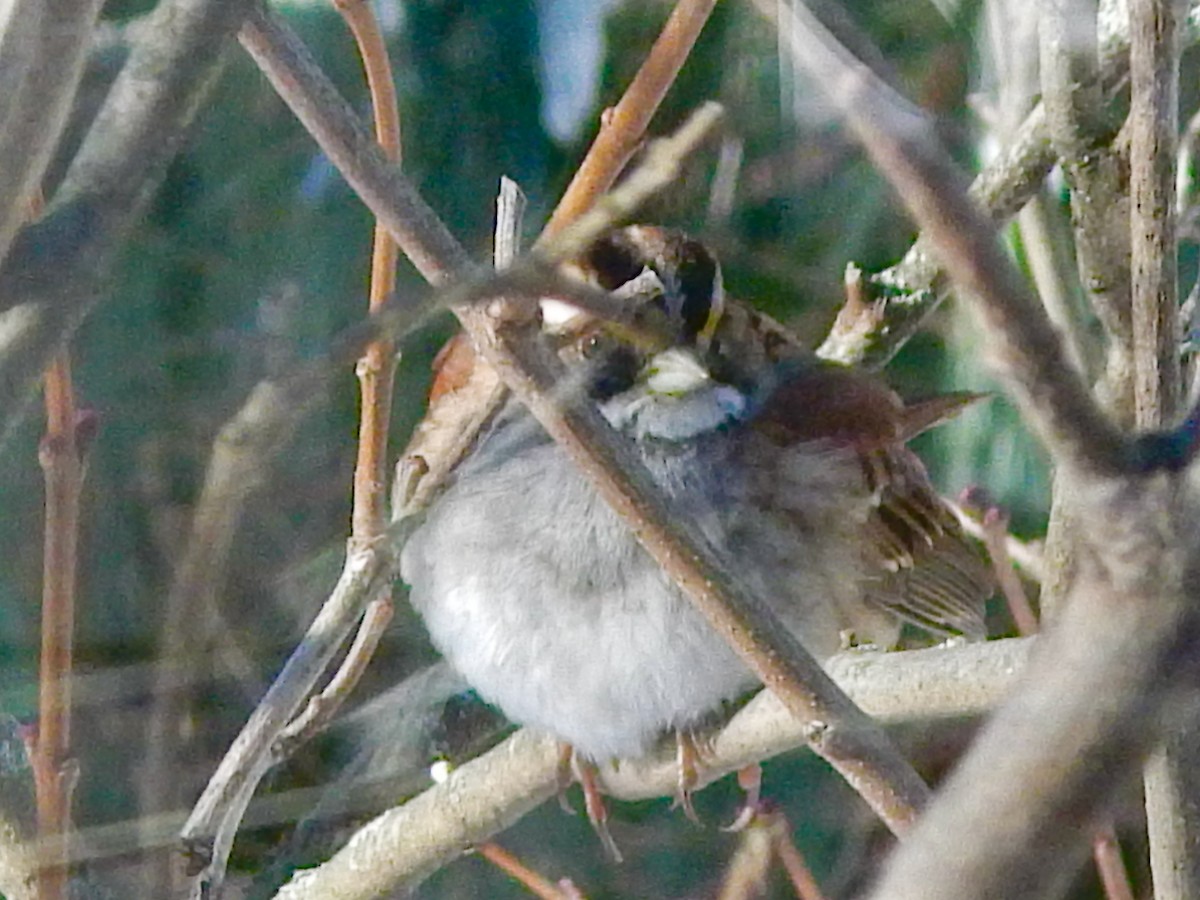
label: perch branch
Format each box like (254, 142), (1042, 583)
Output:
(271, 638), (1032, 899)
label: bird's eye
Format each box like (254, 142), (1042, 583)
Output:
(588, 345), (641, 400)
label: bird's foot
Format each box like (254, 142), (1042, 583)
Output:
(555, 742), (577, 815)
(669, 729), (708, 825)
(724, 762), (764, 832)
(555, 742), (623, 862)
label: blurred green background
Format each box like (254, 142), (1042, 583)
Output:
(0, 0), (1081, 896)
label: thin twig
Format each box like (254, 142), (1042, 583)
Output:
(767, 811), (828, 900)
(269, 0), (406, 756)
(273, 598), (393, 756)
(717, 816), (773, 900)
(34, 353), (85, 900)
(538, 0), (719, 241)
(1092, 823), (1136, 900)
(978, 507), (1039, 637)
(968, 492), (1137, 895)
(181, 545), (394, 895)
(477, 843), (583, 900)
(946, 496), (1045, 582)
(341, 0), (402, 543)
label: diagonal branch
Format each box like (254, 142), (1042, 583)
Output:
(0, 0), (250, 445)
(538, 0), (718, 240)
(817, 1), (1200, 371)
(0, 0), (103, 272)
(760, 0), (1129, 479)
(755, 2), (1200, 898)
(183, 11), (936, 888)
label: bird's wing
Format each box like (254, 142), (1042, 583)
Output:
(755, 363), (993, 641)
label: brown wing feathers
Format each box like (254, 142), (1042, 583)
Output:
(764, 363), (993, 641)
(860, 446), (991, 640)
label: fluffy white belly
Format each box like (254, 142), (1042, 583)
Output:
(401, 423), (755, 761)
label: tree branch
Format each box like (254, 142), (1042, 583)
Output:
(271, 638), (1032, 899)
(0, 0), (103, 271)
(816, 1), (1200, 371)
(0, 0), (249, 444)
(761, 0), (1129, 479)
(1130, 0), (1186, 426)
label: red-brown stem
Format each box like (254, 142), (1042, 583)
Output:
(769, 812), (828, 900)
(261, 0), (403, 763)
(1092, 824), (1136, 900)
(980, 508), (1039, 638)
(538, 0), (718, 241)
(476, 842), (577, 900)
(337, 0), (401, 543)
(268, 0), (404, 767)
(35, 352), (83, 900)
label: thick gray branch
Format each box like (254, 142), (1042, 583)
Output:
(272, 638), (1032, 900)
(868, 477), (1200, 899)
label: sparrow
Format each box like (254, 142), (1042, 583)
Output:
(399, 226), (992, 843)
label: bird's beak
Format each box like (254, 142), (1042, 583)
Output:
(643, 348), (714, 396)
